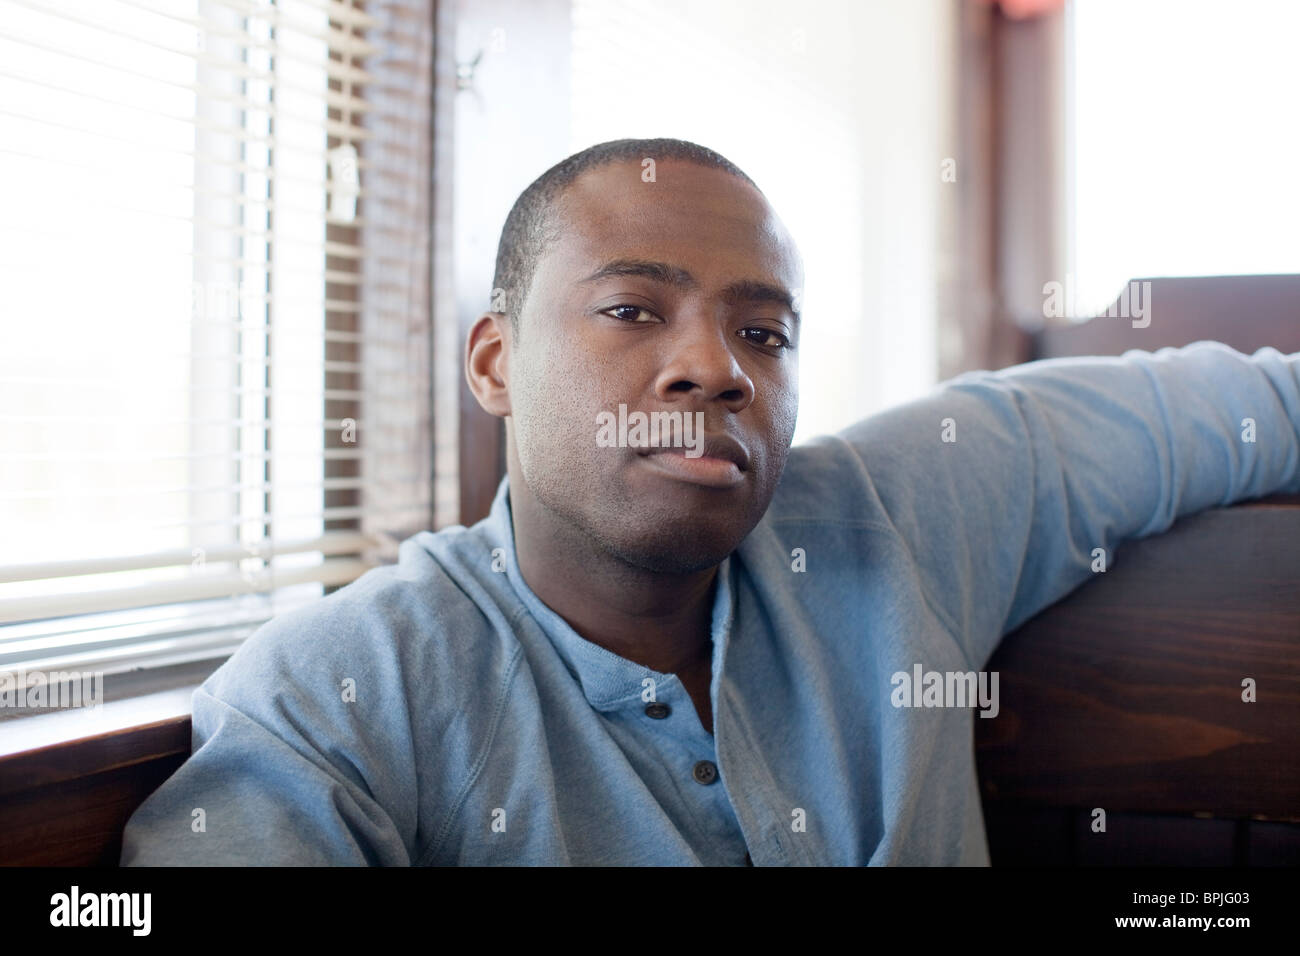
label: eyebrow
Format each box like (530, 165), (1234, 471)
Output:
(579, 258), (801, 323)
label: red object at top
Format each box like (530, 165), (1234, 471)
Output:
(973, 0), (1066, 20)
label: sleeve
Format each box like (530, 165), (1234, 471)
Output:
(837, 341), (1300, 671)
(119, 604), (419, 866)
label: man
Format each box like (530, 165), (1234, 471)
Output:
(121, 138), (1300, 865)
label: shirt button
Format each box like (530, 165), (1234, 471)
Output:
(692, 760), (718, 785)
(644, 702), (670, 719)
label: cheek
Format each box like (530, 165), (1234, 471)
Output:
(511, 351), (613, 481)
(754, 383), (798, 489)
(764, 377), (799, 445)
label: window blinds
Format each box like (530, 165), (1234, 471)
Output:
(0, 0), (436, 676)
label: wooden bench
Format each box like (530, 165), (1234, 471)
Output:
(976, 274), (1300, 864)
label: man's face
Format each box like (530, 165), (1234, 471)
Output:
(506, 158), (802, 574)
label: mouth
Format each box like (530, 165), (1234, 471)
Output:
(636, 434), (750, 489)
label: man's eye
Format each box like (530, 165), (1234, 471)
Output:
(603, 305), (657, 323)
(740, 327), (791, 349)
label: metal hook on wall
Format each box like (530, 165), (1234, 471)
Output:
(456, 48), (484, 92)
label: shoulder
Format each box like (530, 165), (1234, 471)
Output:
(763, 433), (893, 531)
(203, 522), (526, 736)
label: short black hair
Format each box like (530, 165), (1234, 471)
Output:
(489, 138), (759, 336)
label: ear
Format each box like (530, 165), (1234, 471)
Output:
(465, 311), (512, 417)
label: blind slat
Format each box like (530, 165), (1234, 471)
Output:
(3, 448), (380, 464)
(0, 67), (374, 141)
(0, 558), (372, 626)
(113, 0), (383, 59)
(0, 199), (371, 255)
(0, 531), (378, 585)
(1, 629), (252, 679)
(1, 358), (368, 373)
(7, 0), (378, 86)
(11, 505), (432, 543)
(3, 475), (430, 503)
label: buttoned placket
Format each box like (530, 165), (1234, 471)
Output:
(704, 567), (818, 867)
(498, 486), (758, 866)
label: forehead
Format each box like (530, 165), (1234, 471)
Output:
(539, 158), (802, 293)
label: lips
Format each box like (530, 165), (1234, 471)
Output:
(636, 433), (750, 489)
(638, 432), (750, 471)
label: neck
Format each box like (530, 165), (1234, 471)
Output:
(508, 477), (718, 677)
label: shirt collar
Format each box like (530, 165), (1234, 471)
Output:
(484, 475), (736, 713)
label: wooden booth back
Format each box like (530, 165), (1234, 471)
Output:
(976, 274), (1300, 865)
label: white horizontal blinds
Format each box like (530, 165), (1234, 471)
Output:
(0, 0), (436, 650)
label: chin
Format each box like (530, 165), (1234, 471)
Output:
(598, 504), (756, 575)
(529, 459), (774, 574)
(607, 535), (737, 576)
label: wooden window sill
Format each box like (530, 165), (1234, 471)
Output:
(0, 688), (195, 865)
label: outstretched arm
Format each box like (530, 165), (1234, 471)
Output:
(838, 341), (1300, 670)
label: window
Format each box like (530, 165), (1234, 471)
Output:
(0, 0), (437, 693)
(1067, 0), (1300, 316)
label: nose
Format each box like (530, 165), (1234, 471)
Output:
(651, 317), (755, 412)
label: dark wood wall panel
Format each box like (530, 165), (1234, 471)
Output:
(0, 718), (191, 867)
(978, 503), (1300, 820)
